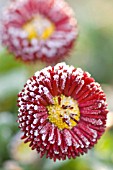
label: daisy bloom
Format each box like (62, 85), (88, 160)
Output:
(17, 62), (108, 161)
(10, 132), (38, 164)
(3, 160), (23, 170)
(1, 0), (78, 63)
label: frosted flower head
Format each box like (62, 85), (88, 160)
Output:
(17, 62), (108, 161)
(1, 0), (78, 63)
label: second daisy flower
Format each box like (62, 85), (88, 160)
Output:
(1, 0), (78, 63)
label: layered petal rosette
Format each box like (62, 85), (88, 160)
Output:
(17, 62), (108, 161)
(1, 0), (78, 63)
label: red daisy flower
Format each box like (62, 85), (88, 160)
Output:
(1, 0), (78, 63)
(17, 62), (108, 161)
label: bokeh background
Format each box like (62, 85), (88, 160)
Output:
(0, 0), (113, 170)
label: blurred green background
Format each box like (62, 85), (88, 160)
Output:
(0, 0), (113, 170)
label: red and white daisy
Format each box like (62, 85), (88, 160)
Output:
(1, 0), (78, 63)
(17, 62), (108, 161)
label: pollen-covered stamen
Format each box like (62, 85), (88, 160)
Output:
(23, 14), (55, 40)
(47, 95), (80, 130)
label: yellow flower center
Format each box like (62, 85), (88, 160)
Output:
(47, 95), (80, 130)
(23, 14), (55, 40)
